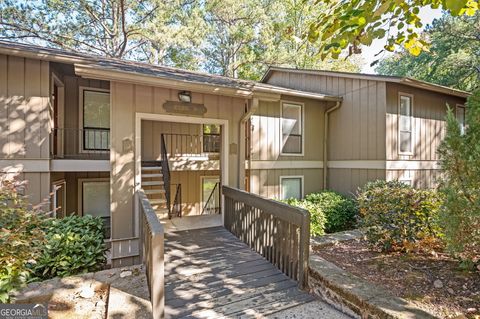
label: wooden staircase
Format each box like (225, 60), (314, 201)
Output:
(141, 164), (169, 219)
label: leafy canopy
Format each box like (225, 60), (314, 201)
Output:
(308, 0), (479, 59)
(376, 12), (480, 92)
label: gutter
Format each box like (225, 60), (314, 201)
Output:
(323, 101), (342, 190)
(238, 98), (259, 189)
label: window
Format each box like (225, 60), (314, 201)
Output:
(203, 124), (221, 153)
(281, 102), (303, 155)
(80, 180), (110, 238)
(456, 105), (466, 135)
(81, 89), (110, 151)
(398, 94), (413, 154)
(280, 176), (303, 200)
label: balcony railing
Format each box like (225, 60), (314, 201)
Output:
(161, 133), (220, 158)
(51, 128), (110, 159)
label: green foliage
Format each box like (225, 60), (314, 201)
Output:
(34, 215), (107, 280)
(437, 90), (480, 262)
(283, 191), (358, 237)
(376, 12), (480, 92)
(307, 0), (478, 60)
(0, 179), (45, 302)
(304, 192), (357, 233)
(357, 180), (442, 252)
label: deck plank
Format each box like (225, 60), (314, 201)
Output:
(164, 227), (316, 318)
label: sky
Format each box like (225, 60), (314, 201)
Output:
(360, 7), (444, 74)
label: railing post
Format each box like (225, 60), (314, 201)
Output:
(298, 213), (310, 289)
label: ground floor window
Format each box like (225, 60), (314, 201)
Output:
(79, 179), (111, 238)
(201, 176), (220, 214)
(280, 176), (303, 200)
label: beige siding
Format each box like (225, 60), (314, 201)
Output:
(110, 82), (245, 239)
(328, 168), (385, 196)
(265, 71), (387, 161)
(168, 170), (220, 216)
(142, 121), (202, 160)
(386, 83), (466, 161)
(0, 54), (51, 206)
(386, 169), (443, 189)
(251, 96), (327, 161)
(250, 168), (323, 198)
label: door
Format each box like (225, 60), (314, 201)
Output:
(201, 176), (220, 214)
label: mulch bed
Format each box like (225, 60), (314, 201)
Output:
(313, 239), (480, 319)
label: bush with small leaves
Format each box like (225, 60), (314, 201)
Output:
(357, 180), (442, 252)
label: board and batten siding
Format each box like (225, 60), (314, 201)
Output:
(385, 83), (466, 188)
(0, 54), (51, 205)
(250, 168), (323, 199)
(265, 70), (387, 194)
(110, 82), (245, 243)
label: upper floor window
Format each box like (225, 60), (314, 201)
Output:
(81, 88), (110, 151)
(203, 124), (221, 153)
(398, 94), (413, 155)
(456, 105), (466, 135)
(281, 102), (303, 155)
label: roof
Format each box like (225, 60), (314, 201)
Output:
(261, 66), (471, 99)
(0, 41), (341, 102)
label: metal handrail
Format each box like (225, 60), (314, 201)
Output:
(160, 134), (171, 218)
(201, 182), (220, 215)
(50, 127), (110, 159)
(171, 183), (182, 218)
(161, 133), (221, 156)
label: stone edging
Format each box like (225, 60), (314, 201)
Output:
(308, 230), (439, 319)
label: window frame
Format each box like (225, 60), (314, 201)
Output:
(280, 101), (305, 156)
(279, 175), (304, 200)
(200, 175), (221, 212)
(79, 86), (111, 154)
(397, 92), (414, 156)
(51, 179), (66, 219)
(456, 104), (466, 135)
(202, 124), (221, 154)
(77, 177), (111, 239)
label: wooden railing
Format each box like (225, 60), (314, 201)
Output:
(138, 189), (164, 318)
(222, 186), (310, 288)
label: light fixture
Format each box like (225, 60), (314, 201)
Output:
(178, 91), (191, 103)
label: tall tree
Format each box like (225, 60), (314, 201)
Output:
(306, 0), (478, 59)
(375, 13), (480, 92)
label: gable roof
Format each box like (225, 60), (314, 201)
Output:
(0, 41), (341, 101)
(261, 66), (470, 99)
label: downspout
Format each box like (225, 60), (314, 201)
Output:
(238, 97), (259, 189)
(323, 101), (342, 190)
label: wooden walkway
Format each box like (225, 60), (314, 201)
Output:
(164, 227), (316, 318)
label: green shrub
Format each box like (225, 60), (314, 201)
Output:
(357, 180), (442, 252)
(34, 215), (107, 279)
(283, 191), (357, 237)
(0, 179), (45, 302)
(304, 192), (357, 233)
(283, 198), (328, 236)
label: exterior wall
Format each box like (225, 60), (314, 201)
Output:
(250, 168), (323, 199)
(51, 171), (110, 216)
(0, 54), (51, 206)
(110, 82), (245, 243)
(385, 83), (466, 188)
(328, 169), (385, 196)
(265, 71), (387, 194)
(170, 170), (220, 216)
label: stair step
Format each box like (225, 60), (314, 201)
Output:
(142, 173), (163, 178)
(141, 181), (164, 186)
(142, 166), (162, 171)
(149, 199), (167, 205)
(144, 189), (166, 195)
